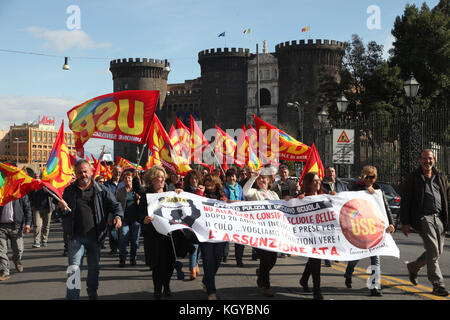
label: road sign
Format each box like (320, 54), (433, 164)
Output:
(332, 128), (354, 164)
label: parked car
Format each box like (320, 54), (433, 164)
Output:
(339, 178), (401, 229)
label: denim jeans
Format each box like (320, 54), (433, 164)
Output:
(66, 234), (101, 300)
(189, 244), (200, 269)
(119, 221), (141, 262)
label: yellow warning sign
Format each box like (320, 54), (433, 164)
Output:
(337, 130), (350, 143)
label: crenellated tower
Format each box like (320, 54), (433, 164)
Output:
(275, 39), (345, 146)
(109, 57), (170, 163)
(198, 48), (250, 131)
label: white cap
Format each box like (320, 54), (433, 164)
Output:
(260, 165), (278, 176)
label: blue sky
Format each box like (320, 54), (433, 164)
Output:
(0, 0), (439, 157)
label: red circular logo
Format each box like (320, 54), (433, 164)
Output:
(339, 198), (385, 249)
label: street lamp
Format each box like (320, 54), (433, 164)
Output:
(317, 108), (329, 124)
(287, 101), (308, 142)
(400, 73), (421, 183)
(336, 92), (349, 114)
(316, 108), (330, 165)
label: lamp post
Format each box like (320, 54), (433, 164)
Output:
(287, 101), (308, 142)
(400, 73), (420, 183)
(13, 137), (27, 166)
(335, 93), (350, 177)
(317, 108), (330, 165)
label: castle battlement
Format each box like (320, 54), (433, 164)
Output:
(167, 89), (201, 96)
(110, 58), (169, 68)
(198, 47), (251, 58)
(275, 39), (346, 51)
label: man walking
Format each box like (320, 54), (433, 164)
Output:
(400, 149), (449, 296)
(0, 195), (32, 280)
(104, 166), (124, 254)
(58, 160), (123, 300)
(29, 187), (53, 248)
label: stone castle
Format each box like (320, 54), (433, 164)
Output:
(109, 39), (345, 164)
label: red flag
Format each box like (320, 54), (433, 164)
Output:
(190, 115), (210, 164)
(298, 143), (324, 187)
(67, 90), (159, 158)
(0, 163), (42, 205)
(41, 121), (75, 198)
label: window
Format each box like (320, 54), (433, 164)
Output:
(259, 88), (271, 106)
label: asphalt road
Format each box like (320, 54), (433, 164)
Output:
(0, 222), (448, 303)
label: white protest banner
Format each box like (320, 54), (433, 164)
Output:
(146, 190), (400, 261)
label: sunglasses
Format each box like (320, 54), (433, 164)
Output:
(364, 175), (376, 180)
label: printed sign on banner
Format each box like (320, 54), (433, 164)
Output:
(146, 190), (399, 261)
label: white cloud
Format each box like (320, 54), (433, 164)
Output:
(0, 94), (114, 157)
(27, 26), (111, 53)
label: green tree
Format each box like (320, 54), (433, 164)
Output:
(389, 0), (450, 109)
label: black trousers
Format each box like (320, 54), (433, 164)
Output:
(300, 258), (321, 289)
(255, 248), (277, 288)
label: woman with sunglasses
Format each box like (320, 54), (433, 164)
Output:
(297, 171), (327, 300)
(343, 166), (395, 296)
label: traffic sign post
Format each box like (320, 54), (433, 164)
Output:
(332, 129), (354, 177)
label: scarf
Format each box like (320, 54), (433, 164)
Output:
(226, 182), (240, 201)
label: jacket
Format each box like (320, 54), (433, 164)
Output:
(60, 180), (123, 243)
(322, 178), (348, 194)
(400, 167), (449, 232)
(0, 195), (32, 235)
(350, 181), (394, 225)
(272, 178), (298, 198)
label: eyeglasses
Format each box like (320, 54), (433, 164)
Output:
(364, 175), (376, 180)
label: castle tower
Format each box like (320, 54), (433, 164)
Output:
(109, 58), (170, 164)
(198, 48), (250, 131)
(275, 39), (345, 146)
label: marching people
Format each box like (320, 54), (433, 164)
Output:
(116, 170), (141, 267)
(0, 195), (32, 281)
(199, 173), (228, 300)
(104, 166), (124, 255)
(134, 165), (188, 299)
(222, 168), (246, 267)
(343, 166), (395, 297)
(58, 159), (123, 300)
(167, 171), (183, 191)
(243, 166), (280, 297)
(183, 169), (204, 280)
(297, 172), (327, 300)
(400, 149), (449, 296)
(272, 164), (298, 200)
(321, 165), (348, 266)
(29, 186), (54, 248)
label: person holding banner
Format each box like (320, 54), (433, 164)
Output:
(199, 173), (228, 300)
(343, 166), (395, 297)
(135, 165), (176, 299)
(243, 167), (280, 298)
(298, 172), (326, 300)
(183, 170), (204, 280)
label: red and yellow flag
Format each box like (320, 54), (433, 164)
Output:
(298, 143), (324, 187)
(190, 115), (210, 164)
(0, 163), (42, 205)
(214, 125), (238, 169)
(67, 90), (159, 158)
(253, 114), (310, 162)
(116, 156), (143, 171)
(176, 117), (191, 160)
(41, 122), (75, 198)
(149, 115), (192, 176)
(236, 126), (262, 170)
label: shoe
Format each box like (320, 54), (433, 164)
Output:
(313, 288), (324, 300)
(407, 263), (418, 286)
(130, 259), (137, 266)
(42, 242), (48, 247)
(299, 278), (312, 292)
(208, 293), (217, 300)
(432, 286), (449, 297)
(236, 261), (244, 267)
(370, 288), (383, 297)
(0, 273), (10, 281)
(345, 277), (352, 289)
(15, 263), (23, 273)
(163, 288), (172, 297)
(189, 268), (197, 280)
(32, 243), (40, 248)
(119, 260), (125, 268)
(88, 293), (98, 300)
(263, 288), (274, 297)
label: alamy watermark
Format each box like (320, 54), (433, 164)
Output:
(66, 5), (81, 30)
(366, 5), (381, 30)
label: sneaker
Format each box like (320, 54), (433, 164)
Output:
(42, 242), (48, 247)
(32, 243), (40, 248)
(432, 286), (449, 297)
(0, 272), (10, 281)
(406, 263), (418, 286)
(15, 263), (23, 273)
(208, 293), (217, 300)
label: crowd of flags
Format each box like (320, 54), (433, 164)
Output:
(0, 90), (324, 207)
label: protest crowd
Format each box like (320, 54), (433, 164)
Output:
(0, 92), (448, 301)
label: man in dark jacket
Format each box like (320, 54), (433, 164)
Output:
(322, 165), (349, 194)
(400, 149), (449, 296)
(58, 160), (123, 300)
(0, 195), (32, 280)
